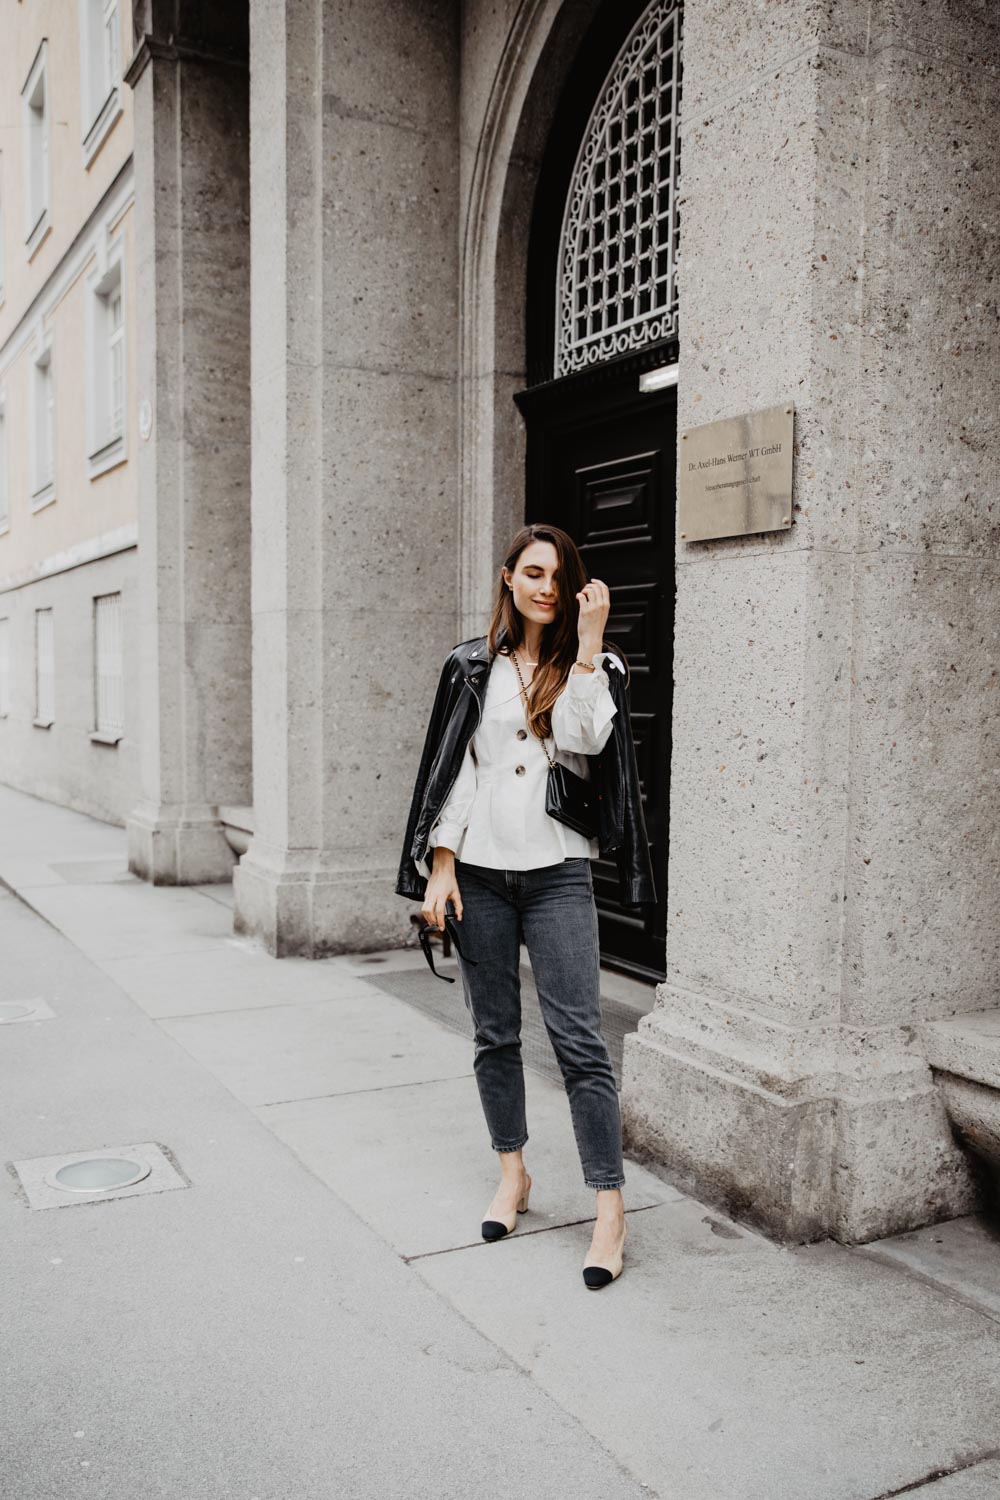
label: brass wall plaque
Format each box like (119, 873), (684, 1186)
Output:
(678, 404), (794, 542)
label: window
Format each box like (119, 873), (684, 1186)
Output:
(22, 42), (50, 257)
(0, 152), (6, 303)
(109, 284), (124, 437)
(555, 1), (682, 376)
(35, 607), (54, 726)
(80, 1), (123, 164)
(86, 255), (126, 473)
(0, 398), (7, 532)
(93, 593), (123, 739)
(0, 618), (9, 717)
(32, 343), (56, 507)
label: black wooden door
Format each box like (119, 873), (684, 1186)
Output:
(515, 358), (674, 981)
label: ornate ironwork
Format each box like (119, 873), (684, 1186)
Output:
(555, 2), (682, 378)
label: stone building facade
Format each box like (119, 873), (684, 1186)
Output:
(13, 0), (1000, 1246)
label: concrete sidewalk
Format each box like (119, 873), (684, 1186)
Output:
(2, 782), (999, 1500)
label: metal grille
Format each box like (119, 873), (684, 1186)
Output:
(35, 607), (53, 721)
(109, 286), (124, 438)
(104, 0), (120, 87)
(555, 1), (682, 377)
(0, 408), (7, 527)
(35, 354), (54, 491)
(94, 592), (123, 733)
(0, 618), (9, 716)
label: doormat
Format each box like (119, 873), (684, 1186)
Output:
(360, 962), (649, 1089)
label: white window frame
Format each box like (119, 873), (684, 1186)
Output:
(79, 0), (123, 166)
(22, 41), (51, 259)
(34, 606), (54, 728)
(85, 247), (127, 476)
(0, 617), (9, 718)
(31, 337), (56, 511)
(0, 392), (8, 535)
(0, 152), (6, 307)
(91, 591), (124, 743)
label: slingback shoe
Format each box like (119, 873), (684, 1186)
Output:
(481, 1172), (531, 1241)
(582, 1216), (627, 1288)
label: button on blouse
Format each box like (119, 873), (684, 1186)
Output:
(416, 650), (622, 877)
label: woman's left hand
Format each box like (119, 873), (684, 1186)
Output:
(575, 578), (610, 655)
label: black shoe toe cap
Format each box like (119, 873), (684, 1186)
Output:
(582, 1265), (614, 1288)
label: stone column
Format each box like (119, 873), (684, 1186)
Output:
(125, 1), (252, 883)
(233, 0), (460, 955)
(622, 0), (999, 1243)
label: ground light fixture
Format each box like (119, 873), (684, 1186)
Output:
(44, 1157), (152, 1193)
(12, 1142), (188, 1210)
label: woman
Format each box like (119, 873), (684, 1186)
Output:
(395, 523), (655, 1288)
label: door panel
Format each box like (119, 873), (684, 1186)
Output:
(516, 361), (674, 980)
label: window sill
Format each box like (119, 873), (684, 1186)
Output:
(82, 88), (122, 168)
(89, 729), (123, 746)
(87, 432), (126, 480)
(0, 520), (9, 537)
(30, 484), (56, 513)
(26, 208), (51, 262)
(33, 716), (54, 729)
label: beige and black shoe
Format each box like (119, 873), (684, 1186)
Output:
(582, 1215), (627, 1288)
(481, 1171), (532, 1241)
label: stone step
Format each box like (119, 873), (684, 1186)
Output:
(919, 1009), (1000, 1173)
(920, 1008), (1000, 1091)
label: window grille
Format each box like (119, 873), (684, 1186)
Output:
(0, 154), (6, 299)
(109, 286), (124, 438)
(555, 1), (682, 377)
(34, 350), (54, 495)
(35, 607), (54, 722)
(94, 592), (123, 734)
(0, 405), (7, 527)
(103, 1), (120, 89)
(0, 618), (9, 716)
(26, 66), (48, 238)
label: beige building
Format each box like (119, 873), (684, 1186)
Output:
(0, 0), (137, 822)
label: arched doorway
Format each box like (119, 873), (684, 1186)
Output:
(515, 0), (682, 980)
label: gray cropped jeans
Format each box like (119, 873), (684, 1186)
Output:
(452, 856), (625, 1191)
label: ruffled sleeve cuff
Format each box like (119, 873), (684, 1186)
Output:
(552, 653), (620, 754)
(565, 650), (623, 694)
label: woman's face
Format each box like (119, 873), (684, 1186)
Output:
(503, 540), (560, 628)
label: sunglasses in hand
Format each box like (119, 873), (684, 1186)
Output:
(417, 899), (478, 983)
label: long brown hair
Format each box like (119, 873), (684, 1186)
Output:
(486, 523), (625, 742)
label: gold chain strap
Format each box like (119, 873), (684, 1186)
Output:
(512, 648), (560, 768)
(509, 650), (557, 770)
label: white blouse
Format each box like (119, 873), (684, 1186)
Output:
(416, 650), (623, 877)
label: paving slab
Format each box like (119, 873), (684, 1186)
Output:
(0, 885), (647, 1500)
(0, 786), (123, 855)
(9, 881), (234, 960)
(159, 988), (475, 1107)
(98, 939), (377, 1018)
(854, 1212), (1000, 1324)
(5, 783), (1000, 1500)
(414, 1201), (1000, 1500)
(258, 1070), (681, 1257)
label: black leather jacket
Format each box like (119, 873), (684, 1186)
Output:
(395, 635), (656, 909)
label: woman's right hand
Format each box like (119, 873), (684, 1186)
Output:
(421, 849), (463, 929)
